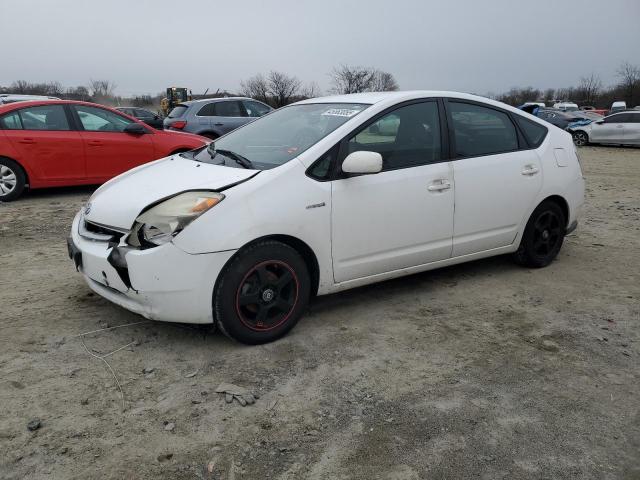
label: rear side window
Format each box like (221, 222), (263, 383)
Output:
(214, 101), (245, 117)
(514, 115), (547, 148)
(449, 101), (518, 157)
(168, 105), (188, 118)
(0, 111), (23, 129)
(14, 105), (71, 131)
(196, 103), (216, 116)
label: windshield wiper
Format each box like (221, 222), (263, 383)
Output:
(214, 149), (254, 169)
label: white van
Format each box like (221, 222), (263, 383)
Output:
(553, 102), (579, 112)
(610, 101), (627, 114)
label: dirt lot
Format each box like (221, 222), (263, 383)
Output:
(1, 146), (639, 479)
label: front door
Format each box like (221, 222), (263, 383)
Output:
(590, 113), (626, 143)
(446, 100), (543, 256)
(211, 100), (248, 135)
(331, 100), (454, 283)
(72, 104), (155, 180)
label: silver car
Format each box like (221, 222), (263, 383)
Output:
(163, 97), (272, 139)
(570, 111), (640, 146)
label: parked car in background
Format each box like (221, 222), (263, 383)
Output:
(553, 102), (580, 112)
(68, 91), (584, 344)
(609, 101), (627, 115)
(0, 94), (61, 105)
(0, 100), (208, 200)
(164, 97), (272, 139)
(116, 107), (164, 129)
(535, 108), (584, 129)
(523, 101), (545, 108)
(569, 110), (640, 146)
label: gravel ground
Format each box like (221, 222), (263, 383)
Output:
(0, 146), (639, 479)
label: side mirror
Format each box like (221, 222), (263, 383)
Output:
(342, 151), (383, 174)
(124, 123), (147, 134)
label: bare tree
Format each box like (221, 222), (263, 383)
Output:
(301, 81), (322, 99)
(497, 87), (542, 106)
(576, 73), (602, 105)
(371, 70), (399, 92)
(329, 65), (377, 94)
(240, 73), (270, 104)
(267, 71), (301, 107)
(88, 79), (117, 98)
(616, 61), (640, 104)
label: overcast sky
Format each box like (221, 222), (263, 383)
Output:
(2, 0), (639, 96)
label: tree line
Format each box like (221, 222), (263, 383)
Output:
(2, 61), (638, 110)
(494, 61), (640, 108)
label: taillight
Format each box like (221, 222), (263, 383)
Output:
(170, 120), (187, 130)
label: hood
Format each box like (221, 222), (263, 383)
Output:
(84, 155), (257, 229)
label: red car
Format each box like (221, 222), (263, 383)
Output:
(0, 100), (208, 201)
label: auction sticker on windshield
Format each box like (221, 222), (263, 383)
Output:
(321, 108), (362, 117)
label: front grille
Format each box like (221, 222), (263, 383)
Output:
(79, 220), (126, 242)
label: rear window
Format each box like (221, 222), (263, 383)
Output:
(514, 115), (547, 147)
(168, 105), (188, 118)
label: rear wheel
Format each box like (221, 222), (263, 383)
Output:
(202, 132), (219, 140)
(572, 130), (589, 147)
(0, 157), (26, 202)
(513, 201), (566, 268)
(214, 241), (310, 344)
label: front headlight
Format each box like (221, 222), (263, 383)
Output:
(128, 191), (224, 247)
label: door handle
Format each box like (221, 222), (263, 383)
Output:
(18, 138), (35, 144)
(427, 180), (451, 192)
(214, 122), (224, 126)
(87, 140), (103, 146)
(521, 165), (539, 176)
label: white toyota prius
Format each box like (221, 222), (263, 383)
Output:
(68, 91), (585, 344)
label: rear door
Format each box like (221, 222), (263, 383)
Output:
(590, 113), (626, 143)
(71, 104), (155, 181)
(446, 99), (544, 256)
(212, 100), (248, 134)
(0, 104), (85, 182)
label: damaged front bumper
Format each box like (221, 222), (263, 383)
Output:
(68, 211), (236, 324)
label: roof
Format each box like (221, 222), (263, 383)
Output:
(182, 96), (251, 105)
(294, 90), (496, 106)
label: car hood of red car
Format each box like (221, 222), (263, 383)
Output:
(84, 155), (258, 230)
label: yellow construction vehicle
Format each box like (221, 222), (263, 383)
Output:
(160, 87), (192, 116)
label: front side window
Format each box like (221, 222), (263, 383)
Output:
(213, 101), (245, 117)
(192, 103), (368, 169)
(9, 105), (70, 131)
(449, 101), (518, 157)
(604, 113), (626, 123)
(243, 100), (271, 117)
(347, 101), (442, 170)
(74, 105), (133, 132)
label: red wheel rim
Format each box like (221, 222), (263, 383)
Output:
(235, 260), (299, 332)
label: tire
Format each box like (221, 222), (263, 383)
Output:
(0, 157), (26, 202)
(214, 240), (311, 344)
(201, 132), (219, 140)
(572, 130), (589, 147)
(513, 201), (566, 268)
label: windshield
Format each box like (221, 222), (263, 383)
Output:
(192, 103), (368, 169)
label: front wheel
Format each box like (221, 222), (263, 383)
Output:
(214, 241), (310, 344)
(513, 201), (566, 268)
(572, 130), (589, 147)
